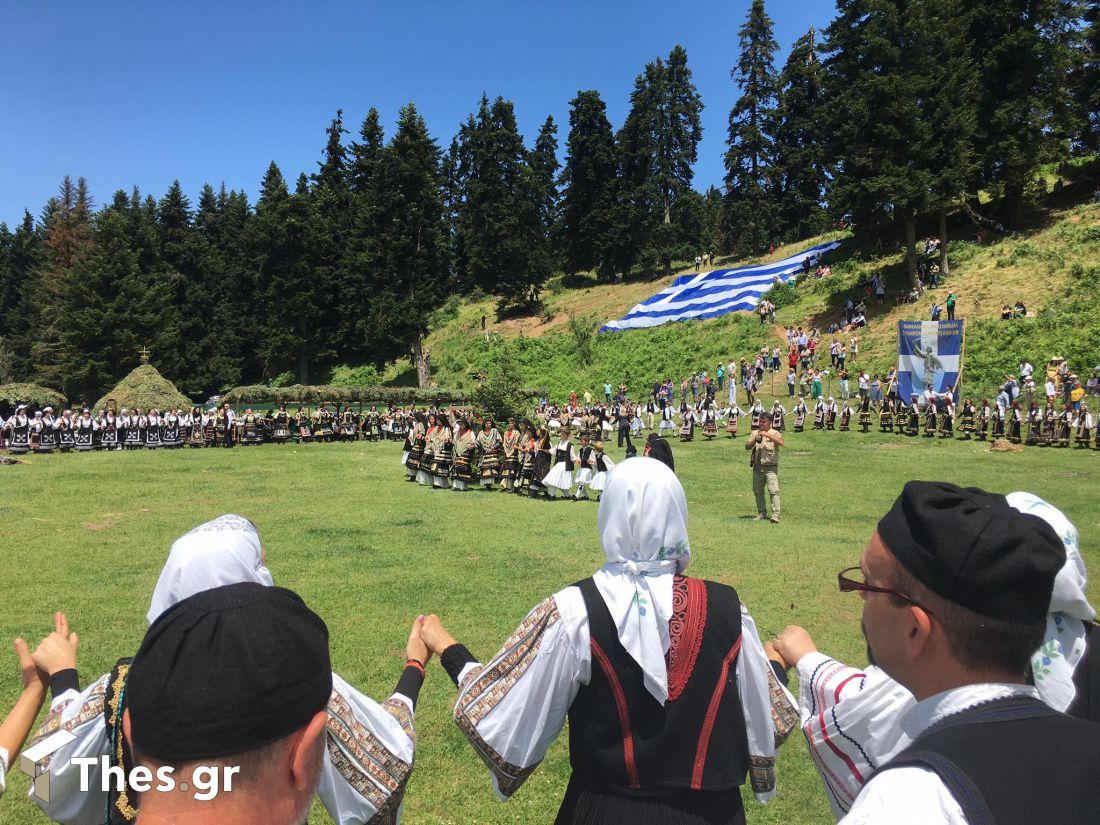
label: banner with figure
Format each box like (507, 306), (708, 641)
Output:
(897, 320), (963, 404)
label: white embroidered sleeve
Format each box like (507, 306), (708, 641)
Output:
(0, 746), (7, 798)
(27, 675), (111, 825)
(316, 672), (417, 825)
(841, 765), (967, 824)
(737, 604), (798, 803)
(453, 586), (589, 801)
(795, 653), (916, 820)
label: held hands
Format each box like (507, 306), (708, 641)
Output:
(406, 616), (432, 666)
(14, 636), (48, 695)
(31, 612), (80, 677)
(771, 625), (818, 670)
(418, 614), (457, 657)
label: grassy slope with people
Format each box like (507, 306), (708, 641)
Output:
(388, 195), (1099, 403)
(0, 436), (1096, 824)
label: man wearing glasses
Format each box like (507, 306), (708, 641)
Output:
(770, 482), (1099, 823)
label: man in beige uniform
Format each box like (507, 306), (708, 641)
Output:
(746, 411), (783, 523)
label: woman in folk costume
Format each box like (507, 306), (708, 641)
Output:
(724, 402), (745, 437)
(1074, 403), (1094, 448)
(1042, 400), (1058, 445)
(921, 398), (937, 437)
(515, 420), (537, 495)
(476, 418), (503, 490)
(530, 426), (554, 498)
(701, 399), (719, 440)
(589, 441), (615, 498)
(74, 409), (96, 451)
(500, 419), (521, 492)
(791, 397), (808, 432)
(906, 397), (921, 436)
(812, 397), (826, 430)
(825, 397), (839, 430)
(543, 427), (576, 499)
(28, 515), (423, 825)
(57, 411), (75, 452)
(838, 400), (852, 431)
(161, 409), (182, 448)
(989, 400), (1005, 439)
(770, 400), (787, 432)
(678, 403), (696, 442)
(451, 418), (478, 491)
(1025, 401), (1044, 445)
(749, 399), (765, 431)
(431, 413), (454, 489)
(877, 397), (894, 433)
(643, 433), (675, 472)
(574, 434), (595, 500)
(185, 406), (204, 447)
(402, 414), (419, 477)
(416, 414), (438, 486)
(418, 458), (797, 825)
(858, 394), (873, 433)
(1055, 403), (1073, 447)
(771, 492), (1097, 821)
(2, 404), (31, 454)
(937, 396), (955, 438)
(36, 409), (57, 453)
(958, 398), (976, 439)
(1008, 400), (1024, 443)
(144, 409), (163, 449)
(99, 408), (119, 450)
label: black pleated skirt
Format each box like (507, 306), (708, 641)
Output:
(554, 776), (746, 825)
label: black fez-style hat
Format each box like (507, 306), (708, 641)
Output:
(877, 481), (1065, 623)
(127, 582), (332, 762)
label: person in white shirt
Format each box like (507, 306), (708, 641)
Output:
(776, 482), (1098, 824)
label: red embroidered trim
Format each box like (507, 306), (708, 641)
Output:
(691, 635), (742, 790)
(591, 639), (641, 790)
(666, 576), (708, 702)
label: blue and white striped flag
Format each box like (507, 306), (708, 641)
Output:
(598, 240), (842, 333)
(896, 320), (963, 403)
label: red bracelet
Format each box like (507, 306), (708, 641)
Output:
(405, 658), (425, 675)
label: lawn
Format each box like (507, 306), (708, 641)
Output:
(0, 433), (1097, 824)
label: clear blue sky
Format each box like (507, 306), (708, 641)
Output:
(0, 0), (837, 226)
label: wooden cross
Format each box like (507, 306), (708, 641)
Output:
(138, 345), (151, 364)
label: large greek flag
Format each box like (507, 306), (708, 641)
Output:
(896, 320), (963, 403)
(598, 240), (842, 333)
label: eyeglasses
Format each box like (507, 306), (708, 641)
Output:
(837, 567), (934, 616)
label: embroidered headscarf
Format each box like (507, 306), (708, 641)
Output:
(147, 514), (274, 624)
(1007, 492), (1095, 711)
(593, 457), (690, 705)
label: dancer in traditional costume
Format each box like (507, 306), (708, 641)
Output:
(272, 405), (291, 444)
(906, 398), (921, 436)
(879, 398), (894, 433)
(476, 418), (502, 490)
(959, 398), (976, 439)
(57, 411), (75, 452)
(36, 409), (57, 453)
(1042, 401), (1058, 446)
(825, 397), (839, 430)
(792, 397), (808, 432)
(500, 419), (520, 492)
(770, 400), (787, 432)
(451, 419), (477, 491)
(938, 397), (955, 438)
(976, 399), (991, 440)
(858, 396), (872, 433)
(2, 404), (31, 454)
(813, 398), (826, 430)
(431, 414), (453, 489)
(29, 514), (421, 825)
(658, 401), (676, 436)
(574, 435), (595, 500)
(418, 459), (797, 825)
(1075, 404), (1094, 448)
(838, 400), (852, 431)
(100, 409), (120, 450)
(530, 427), (553, 498)
(543, 428), (576, 499)
(1055, 403), (1073, 447)
(724, 403), (746, 437)
(74, 409), (96, 451)
(678, 405), (695, 442)
(161, 409), (183, 448)
(701, 399), (719, 440)
(1008, 401), (1024, 443)
(922, 400), (937, 437)
(589, 442), (614, 498)
(416, 414), (438, 486)
(1026, 402), (1044, 445)
(515, 421), (537, 495)
(750, 399), (766, 431)
(990, 402), (1006, 439)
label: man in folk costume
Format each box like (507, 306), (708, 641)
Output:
(476, 418), (502, 490)
(30, 515), (423, 825)
(543, 427), (576, 499)
(658, 399), (676, 435)
(771, 486), (1100, 823)
(573, 434), (596, 500)
(74, 408), (96, 451)
(451, 418), (478, 491)
(417, 458), (797, 824)
(770, 400), (787, 432)
(3, 404), (32, 454)
(1074, 403), (1094, 448)
(958, 398), (976, 439)
(937, 396), (955, 438)
(791, 396), (808, 432)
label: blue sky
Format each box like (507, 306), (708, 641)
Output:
(0, 1), (837, 226)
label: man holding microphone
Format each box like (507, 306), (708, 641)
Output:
(746, 411), (783, 523)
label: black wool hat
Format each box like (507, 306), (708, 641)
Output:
(877, 481), (1065, 623)
(127, 582), (332, 762)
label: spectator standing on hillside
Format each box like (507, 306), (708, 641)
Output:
(1020, 360), (1034, 383)
(946, 292), (957, 321)
(930, 301), (943, 321)
(603, 382), (612, 404)
(998, 374), (1020, 411)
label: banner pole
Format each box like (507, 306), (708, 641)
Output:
(954, 319), (966, 401)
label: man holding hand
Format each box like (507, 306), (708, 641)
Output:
(746, 411), (783, 523)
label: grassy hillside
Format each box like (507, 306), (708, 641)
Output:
(386, 196), (1100, 402)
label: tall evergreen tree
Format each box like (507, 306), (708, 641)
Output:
(723, 0), (780, 256)
(348, 108), (385, 195)
(560, 91), (618, 275)
(773, 26), (829, 242)
(1079, 0), (1100, 152)
(655, 45), (705, 228)
(607, 70), (660, 278)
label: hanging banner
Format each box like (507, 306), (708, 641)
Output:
(897, 320), (963, 403)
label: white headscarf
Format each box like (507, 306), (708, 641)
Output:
(1007, 492), (1096, 711)
(593, 457), (690, 705)
(147, 514), (274, 624)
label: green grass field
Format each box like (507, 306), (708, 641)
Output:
(1, 434), (1097, 824)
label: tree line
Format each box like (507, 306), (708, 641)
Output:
(0, 0), (1096, 401)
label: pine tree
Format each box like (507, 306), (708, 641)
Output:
(773, 26), (829, 242)
(529, 115), (561, 265)
(560, 91), (617, 275)
(349, 108), (385, 194)
(655, 46), (705, 229)
(607, 70), (660, 278)
(723, 0), (780, 256)
(357, 103), (449, 371)
(154, 180), (195, 384)
(1080, 0), (1100, 152)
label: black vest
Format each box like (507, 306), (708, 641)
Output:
(881, 695), (1100, 825)
(568, 576), (750, 794)
(1067, 621), (1098, 722)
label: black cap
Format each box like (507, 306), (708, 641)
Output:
(127, 582), (332, 762)
(877, 481), (1065, 623)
